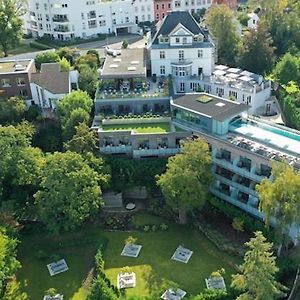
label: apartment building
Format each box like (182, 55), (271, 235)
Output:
(0, 59), (36, 101)
(171, 93), (300, 240)
(150, 11), (215, 78)
(171, 0), (212, 16)
(24, 0), (138, 40)
(154, 0), (172, 21)
(132, 0), (155, 24)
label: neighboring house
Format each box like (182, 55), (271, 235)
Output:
(247, 13), (260, 29)
(171, 0), (212, 16)
(150, 11), (215, 78)
(212, 0), (237, 10)
(0, 59), (36, 101)
(23, 0), (138, 40)
(132, 0), (155, 23)
(154, 0), (172, 21)
(30, 63), (78, 109)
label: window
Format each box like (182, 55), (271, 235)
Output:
(175, 0), (181, 7)
(19, 89), (28, 98)
(1, 78), (11, 87)
(88, 20), (97, 28)
(156, 4), (159, 9)
(16, 78), (26, 86)
(229, 90), (238, 99)
(112, 19), (116, 25)
(175, 37), (180, 43)
(160, 51), (165, 59)
(99, 20), (106, 26)
(178, 50), (184, 61)
(247, 96), (251, 104)
(182, 37), (187, 44)
(162, 3), (164, 9)
(216, 87), (224, 96)
(198, 49), (203, 58)
(168, 3), (171, 8)
(156, 13), (159, 20)
(162, 13), (165, 18)
(160, 65), (165, 75)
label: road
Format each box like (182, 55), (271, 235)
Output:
(0, 34), (143, 61)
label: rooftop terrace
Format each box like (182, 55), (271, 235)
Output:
(0, 59), (33, 74)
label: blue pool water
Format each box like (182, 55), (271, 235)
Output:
(230, 121), (300, 156)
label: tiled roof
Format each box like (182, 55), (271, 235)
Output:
(31, 63), (70, 94)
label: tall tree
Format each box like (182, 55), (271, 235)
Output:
(256, 163), (300, 255)
(0, 229), (21, 298)
(34, 51), (60, 70)
(272, 52), (300, 86)
(34, 151), (108, 233)
(231, 231), (287, 300)
(77, 64), (99, 98)
(0, 0), (25, 57)
(57, 90), (93, 126)
(157, 138), (212, 224)
(205, 5), (241, 66)
(87, 276), (118, 300)
(64, 123), (98, 154)
(62, 108), (90, 141)
(0, 97), (26, 125)
(238, 22), (275, 74)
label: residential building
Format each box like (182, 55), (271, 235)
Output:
(132, 0), (155, 24)
(171, 0), (212, 16)
(0, 59), (36, 101)
(212, 0), (237, 10)
(150, 11), (215, 78)
(247, 12), (260, 29)
(23, 0), (138, 40)
(30, 63), (78, 109)
(154, 0), (172, 21)
(177, 65), (272, 115)
(149, 11), (272, 115)
(171, 93), (300, 241)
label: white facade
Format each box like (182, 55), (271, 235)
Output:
(132, 0), (155, 23)
(30, 82), (67, 109)
(247, 13), (260, 29)
(24, 0), (138, 40)
(150, 22), (215, 78)
(171, 0), (212, 15)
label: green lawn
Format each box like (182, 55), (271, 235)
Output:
(102, 122), (171, 133)
(17, 217), (240, 299)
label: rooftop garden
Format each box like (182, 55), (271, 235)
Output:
(102, 122), (171, 133)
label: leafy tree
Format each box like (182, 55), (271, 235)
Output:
(25, 104), (41, 122)
(64, 123), (98, 154)
(0, 0), (25, 57)
(2, 279), (27, 300)
(238, 13), (250, 27)
(57, 90), (93, 126)
(238, 22), (275, 74)
(87, 275), (118, 300)
(122, 39), (128, 49)
(0, 97), (26, 124)
(87, 49), (100, 67)
(0, 229), (21, 297)
(272, 52), (300, 86)
(76, 53), (99, 69)
(62, 109), (90, 141)
(231, 231), (287, 300)
(56, 47), (79, 65)
(157, 138), (212, 224)
(77, 64), (99, 97)
(34, 51), (60, 70)
(34, 151), (106, 233)
(256, 163), (300, 255)
(59, 57), (71, 72)
(206, 5), (241, 65)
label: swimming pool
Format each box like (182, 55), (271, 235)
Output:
(230, 120), (300, 156)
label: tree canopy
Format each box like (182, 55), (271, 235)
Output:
(34, 51), (60, 70)
(238, 22), (275, 74)
(157, 138), (212, 223)
(0, 0), (25, 56)
(34, 151), (107, 233)
(231, 231), (287, 300)
(256, 163), (300, 250)
(205, 5), (240, 66)
(0, 97), (26, 125)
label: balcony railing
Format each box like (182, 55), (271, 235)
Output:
(53, 17), (69, 23)
(54, 27), (70, 32)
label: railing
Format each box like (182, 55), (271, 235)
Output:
(53, 17), (69, 22)
(100, 145), (132, 154)
(133, 148), (179, 157)
(54, 27), (70, 32)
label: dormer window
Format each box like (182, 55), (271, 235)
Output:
(159, 37), (169, 43)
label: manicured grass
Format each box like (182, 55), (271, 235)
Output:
(17, 217), (240, 299)
(102, 122), (171, 133)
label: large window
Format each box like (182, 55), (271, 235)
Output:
(159, 51), (165, 59)
(198, 49), (203, 58)
(1, 78), (11, 87)
(160, 65), (165, 75)
(16, 78), (26, 86)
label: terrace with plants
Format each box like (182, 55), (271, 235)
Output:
(95, 77), (170, 100)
